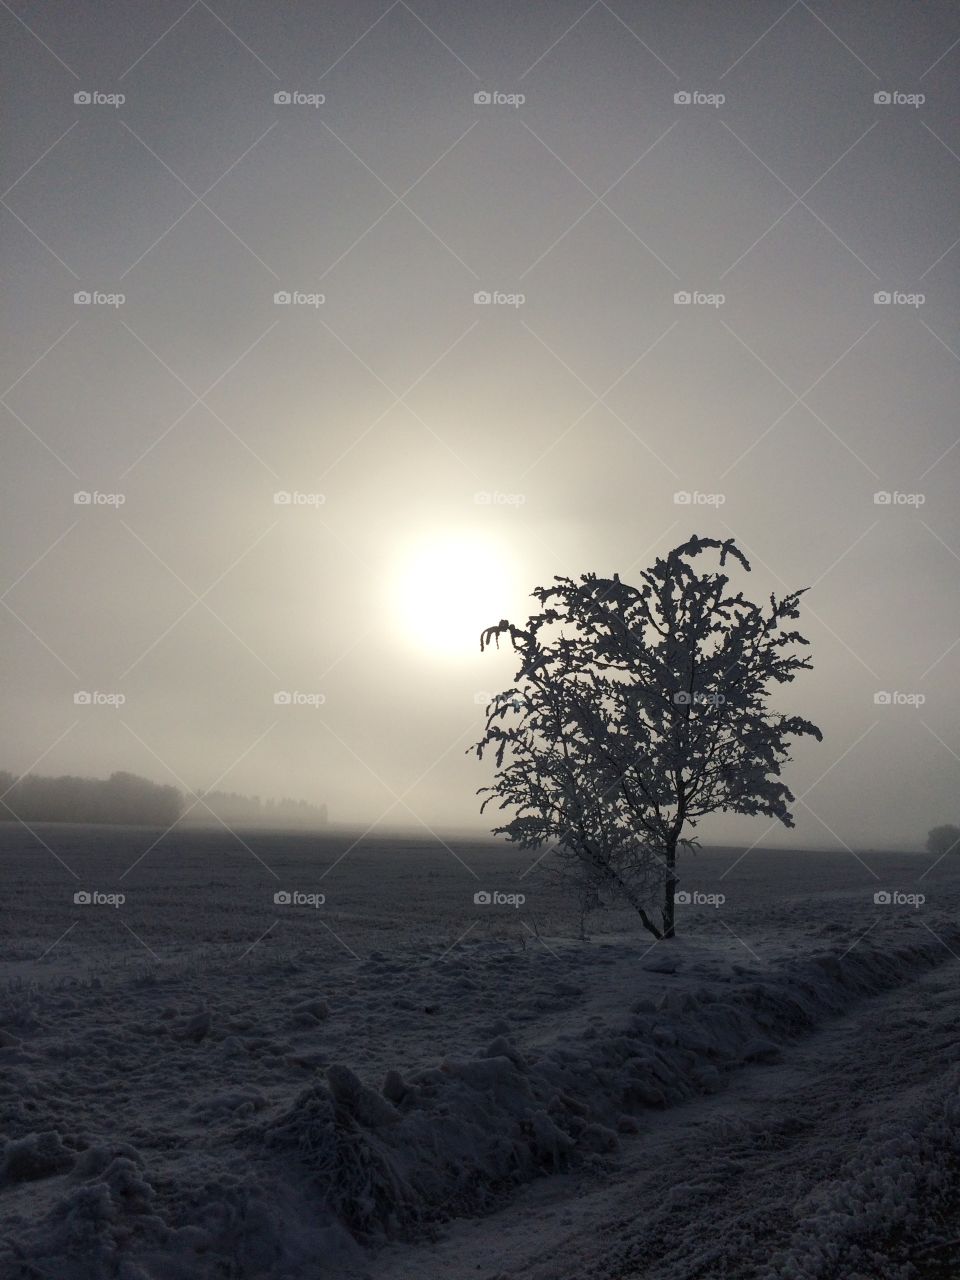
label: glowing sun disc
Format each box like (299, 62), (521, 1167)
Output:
(392, 533), (511, 657)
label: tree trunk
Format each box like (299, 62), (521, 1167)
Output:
(662, 840), (677, 939)
(620, 879), (663, 941)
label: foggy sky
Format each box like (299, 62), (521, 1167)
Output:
(2, 0), (959, 849)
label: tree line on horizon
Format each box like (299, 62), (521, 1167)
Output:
(927, 825), (960, 857)
(192, 789), (329, 828)
(0, 770), (181, 827)
(0, 771), (328, 830)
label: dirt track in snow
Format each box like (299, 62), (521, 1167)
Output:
(369, 948), (960, 1280)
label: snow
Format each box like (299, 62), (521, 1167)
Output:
(1, 824), (958, 1278)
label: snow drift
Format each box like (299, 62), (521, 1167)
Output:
(3, 926), (960, 1279)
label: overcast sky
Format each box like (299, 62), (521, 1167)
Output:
(2, 0), (958, 848)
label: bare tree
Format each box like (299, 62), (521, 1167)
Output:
(472, 535), (822, 941)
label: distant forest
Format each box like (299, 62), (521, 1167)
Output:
(0, 771), (182, 826)
(190, 789), (328, 829)
(0, 771), (328, 830)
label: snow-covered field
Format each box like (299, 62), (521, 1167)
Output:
(2, 824), (958, 1279)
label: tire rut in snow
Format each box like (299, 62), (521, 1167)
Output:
(366, 928), (960, 1280)
(572, 961), (960, 1280)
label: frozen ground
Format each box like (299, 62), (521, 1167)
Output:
(1, 824), (958, 1278)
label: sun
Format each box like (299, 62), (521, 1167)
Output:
(391, 532), (513, 658)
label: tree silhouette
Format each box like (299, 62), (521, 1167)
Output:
(473, 535), (822, 940)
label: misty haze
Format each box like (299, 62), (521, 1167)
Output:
(2, 3), (959, 1278)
